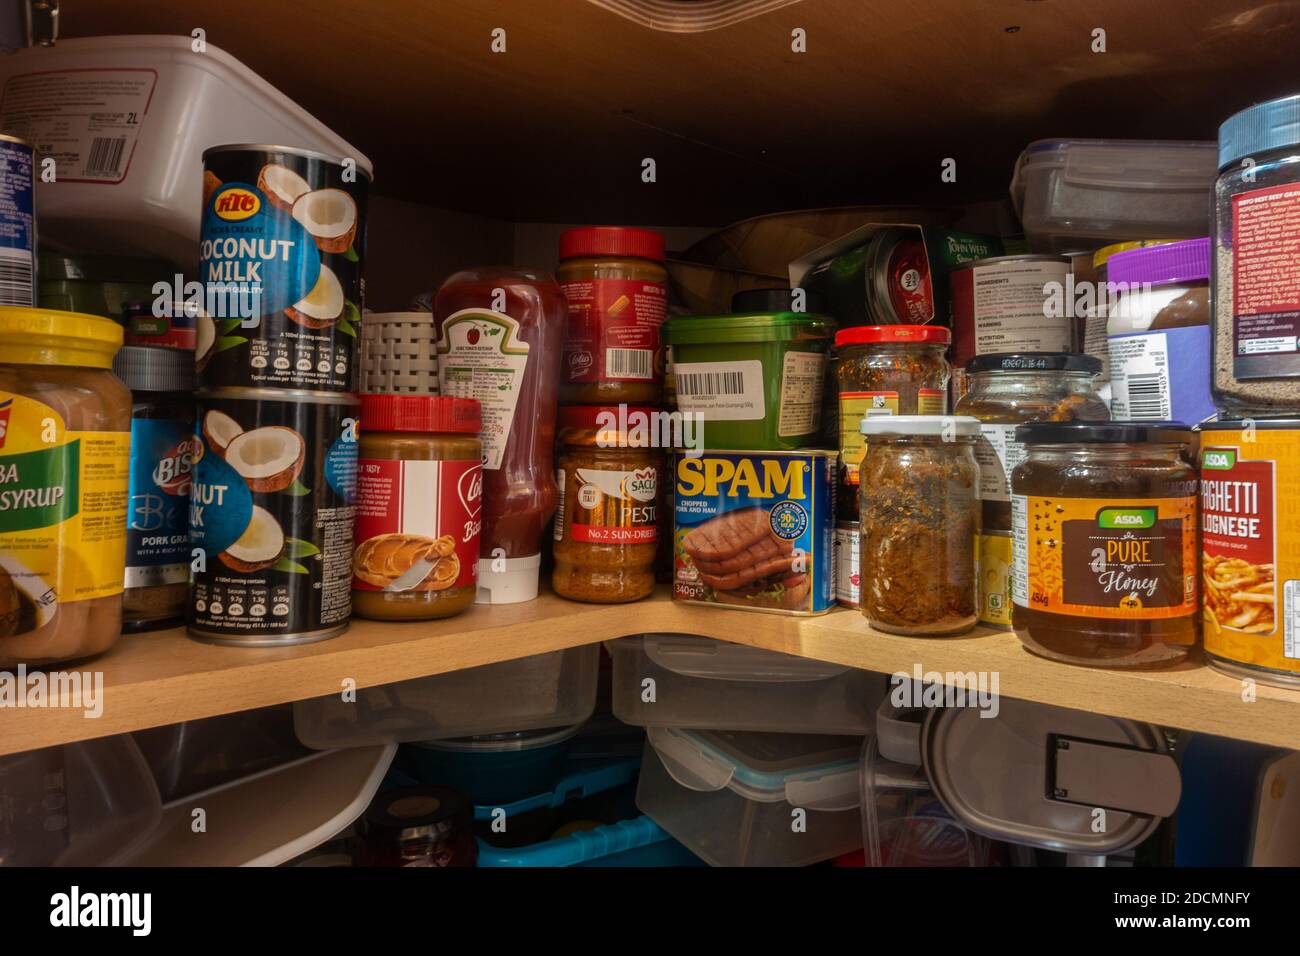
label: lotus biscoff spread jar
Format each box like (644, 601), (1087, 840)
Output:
(0, 307), (131, 667)
(352, 394), (482, 620)
(1011, 422), (1199, 669)
(557, 226), (668, 405)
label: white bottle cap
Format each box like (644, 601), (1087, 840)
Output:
(475, 553), (542, 605)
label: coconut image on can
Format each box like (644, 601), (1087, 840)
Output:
(197, 145), (371, 393)
(188, 388), (358, 645)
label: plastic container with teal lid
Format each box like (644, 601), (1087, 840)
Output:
(662, 311), (833, 450)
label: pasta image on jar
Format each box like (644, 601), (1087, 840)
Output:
(552, 405), (662, 603)
(859, 416), (980, 636)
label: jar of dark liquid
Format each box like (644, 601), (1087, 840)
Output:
(355, 786), (478, 867)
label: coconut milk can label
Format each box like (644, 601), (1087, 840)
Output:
(561, 277), (666, 383)
(0, 394), (130, 633)
(125, 420), (195, 588)
(354, 458), (482, 591)
(1011, 494), (1197, 618)
(436, 309), (529, 471)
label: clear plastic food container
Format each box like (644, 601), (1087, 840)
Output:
(292, 647), (599, 749)
(635, 726), (864, 867)
(607, 635), (886, 734)
(1011, 138), (1217, 254)
(0, 735), (161, 866)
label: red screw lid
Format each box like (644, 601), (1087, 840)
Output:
(361, 394), (481, 433)
(834, 324), (951, 347)
(559, 226), (665, 263)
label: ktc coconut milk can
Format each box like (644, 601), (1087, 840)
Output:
(188, 388), (358, 645)
(197, 145), (369, 392)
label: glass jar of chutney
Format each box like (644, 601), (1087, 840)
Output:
(1011, 422), (1199, 668)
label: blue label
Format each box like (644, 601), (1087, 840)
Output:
(126, 419), (195, 577)
(191, 437), (254, 557)
(0, 138), (34, 260)
(1109, 325), (1217, 425)
(200, 181), (321, 320)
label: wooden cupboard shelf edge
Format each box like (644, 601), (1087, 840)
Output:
(3, 588), (1299, 755)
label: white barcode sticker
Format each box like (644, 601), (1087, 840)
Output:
(1109, 332), (1172, 420)
(605, 347), (653, 380)
(0, 247), (34, 307)
(0, 68), (156, 184)
(673, 359), (765, 421)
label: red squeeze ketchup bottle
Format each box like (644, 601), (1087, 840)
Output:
(434, 268), (564, 603)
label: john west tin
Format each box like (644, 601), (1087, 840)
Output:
(188, 388), (359, 646)
(0, 133), (36, 306)
(198, 144), (371, 392)
(673, 448), (837, 616)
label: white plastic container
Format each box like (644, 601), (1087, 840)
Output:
(0, 735), (162, 866)
(607, 635), (885, 734)
(0, 36), (372, 266)
(1010, 138), (1217, 254)
(636, 726), (864, 867)
(293, 647), (600, 749)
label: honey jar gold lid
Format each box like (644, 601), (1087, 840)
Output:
(0, 306), (123, 369)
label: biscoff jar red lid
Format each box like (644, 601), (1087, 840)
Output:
(1010, 421), (1199, 669)
(0, 307), (131, 668)
(558, 226), (668, 406)
(353, 395), (483, 621)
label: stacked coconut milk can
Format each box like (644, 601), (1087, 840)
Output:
(187, 146), (371, 645)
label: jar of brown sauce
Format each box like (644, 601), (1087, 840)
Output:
(352, 395), (482, 620)
(558, 226), (668, 405)
(1011, 421), (1199, 668)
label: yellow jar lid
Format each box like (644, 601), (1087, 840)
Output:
(1092, 239), (1176, 270)
(0, 306), (124, 369)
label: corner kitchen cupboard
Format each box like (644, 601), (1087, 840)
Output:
(0, 0), (1298, 876)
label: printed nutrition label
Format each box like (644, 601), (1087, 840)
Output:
(0, 69), (156, 183)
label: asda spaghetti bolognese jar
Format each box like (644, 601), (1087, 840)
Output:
(1010, 422), (1199, 669)
(557, 227), (668, 405)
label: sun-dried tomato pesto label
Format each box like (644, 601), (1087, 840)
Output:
(1011, 494), (1196, 619)
(555, 465), (657, 545)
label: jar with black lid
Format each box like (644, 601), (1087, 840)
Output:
(1011, 421), (1199, 669)
(356, 785), (478, 867)
(113, 346), (195, 632)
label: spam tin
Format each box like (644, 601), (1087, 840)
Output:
(673, 449), (836, 615)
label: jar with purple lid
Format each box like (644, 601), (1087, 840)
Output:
(1105, 237), (1216, 426)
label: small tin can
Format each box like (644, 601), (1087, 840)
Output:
(0, 133), (36, 307)
(834, 521), (860, 608)
(949, 254), (1073, 399)
(673, 448), (837, 615)
(123, 298), (200, 350)
(1201, 420), (1300, 687)
(198, 144), (370, 392)
(188, 387), (359, 646)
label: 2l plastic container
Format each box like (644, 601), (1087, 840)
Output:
(0, 36), (372, 265)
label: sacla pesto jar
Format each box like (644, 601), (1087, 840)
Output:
(0, 307), (132, 667)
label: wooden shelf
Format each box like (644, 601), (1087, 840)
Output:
(4, 589), (1300, 756)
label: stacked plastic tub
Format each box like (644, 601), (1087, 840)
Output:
(609, 634), (888, 866)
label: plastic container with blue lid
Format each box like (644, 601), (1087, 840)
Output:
(636, 726), (864, 866)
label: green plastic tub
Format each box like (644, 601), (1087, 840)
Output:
(663, 311), (833, 450)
